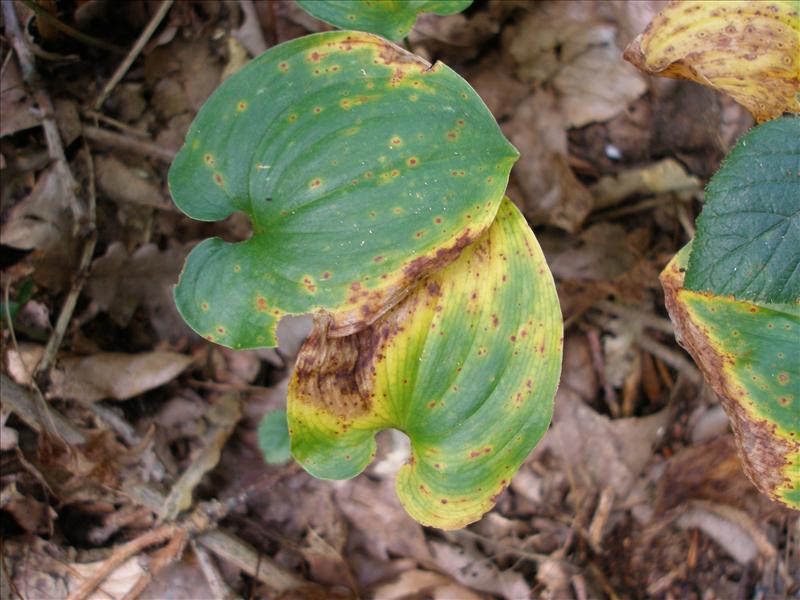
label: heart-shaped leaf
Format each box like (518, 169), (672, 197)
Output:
(685, 116), (800, 304)
(288, 199), (563, 528)
(296, 0), (473, 40)
(662, 244), (799, 509)
(170, 31), (518, 349)
(624, 0), (800, 122)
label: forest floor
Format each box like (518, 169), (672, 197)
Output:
(1, 1), (797, 599)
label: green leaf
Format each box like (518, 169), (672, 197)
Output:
(685, 116), (800, 304)
(258, 409), (292, 465)
(296, 0), (473, 40)
(663, 244), (799, 509)
(170, 31), (518, 349)
(1, 277), (34, 328)
(288, 199), (563, 528)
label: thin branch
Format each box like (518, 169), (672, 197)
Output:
(65, 525), (178, 600)
(82, 124), (176, 163)
(636, 334), (701, 386)
(93, 0), (174, 110)
(191, 541), (235, 600)
(33, 146), (97, 384)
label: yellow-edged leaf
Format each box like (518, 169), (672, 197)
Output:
(662, 244), (800, 508)
(288, 198), (563, 529)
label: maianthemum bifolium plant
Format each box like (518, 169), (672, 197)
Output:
(169, 1), (563, 529)
(625, 0), (799, 509)
(172, 0), (798, 524)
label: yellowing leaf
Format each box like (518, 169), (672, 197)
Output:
(624, 0), (800, 122)
(288, 198), (563, 529)
(661, 244), (800, 509)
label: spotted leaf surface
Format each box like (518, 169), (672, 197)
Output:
(624, 0), (800, 122)
(288, 199), (562, 529)
(685, 117), (800, 304)
(662, 244), (799, 509)
(296, 0), (473, 40)
(170, 31), (518, 349)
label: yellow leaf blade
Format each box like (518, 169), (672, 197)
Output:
(624, 0), (800, 122)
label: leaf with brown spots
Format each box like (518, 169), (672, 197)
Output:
(288, 199), (563, 529)
(296, 0), (473, 41)
(624, 0), (800, 122)
(170, 31), (517, 349)
(661, 243), (799, 509)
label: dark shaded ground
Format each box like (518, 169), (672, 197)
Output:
(1, 1), (797, 599)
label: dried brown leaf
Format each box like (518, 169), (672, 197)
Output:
(542, 389), (671, 497)
(85, 241), (190, 339)
(95, 155), (171, 210)
(429, 540), (530, 600)
(334, 476), (430, 562)
(591, 158), (701, 209)
(0, 56), (39, 137)
(52, 351), (192, 402)
(504, 4), (646, 126)
(503, 91), (593, 232)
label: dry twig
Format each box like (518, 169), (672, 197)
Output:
(92, 0), (174, 110)
(192, 540), (235, 600)
(82, 124), (176, 163)
(65, 525), (178, 600)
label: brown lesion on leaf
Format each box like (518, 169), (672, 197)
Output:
(660, 256), (798, 506)
(293, 293), (421, 420)
(329, 225), (483, 338)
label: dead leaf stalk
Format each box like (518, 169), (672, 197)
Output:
(92, 0), (174, 110)
(33, 145), (97, 385)
(585, 328), (620, 417)
(122, 529), (189, 600)
(3, 1), (83, 226)
(191, 540), (235, 600)
(636, 334), (701, 386)
(82, 124), (176, 163)
(65, 524), (178, 600)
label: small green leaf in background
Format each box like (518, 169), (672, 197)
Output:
(296, 0), (473, 40)
(0, 277), (35, 328)
(170, 31), (518, 350)
(258, 409), (292, 465)
(685, 116), (800, 304)
(288, 199), (563, 529)
(662, 244), (799, 509)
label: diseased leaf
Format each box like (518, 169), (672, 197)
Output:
(624, 0), (800, 122)
(685, 117), (800, 304)
(288, 199), (563, 529)
(170, 31), (518, 349)
(258, 409), (292, 465)
(662, 244), (799, 509)
(296, 0), (473, 40)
